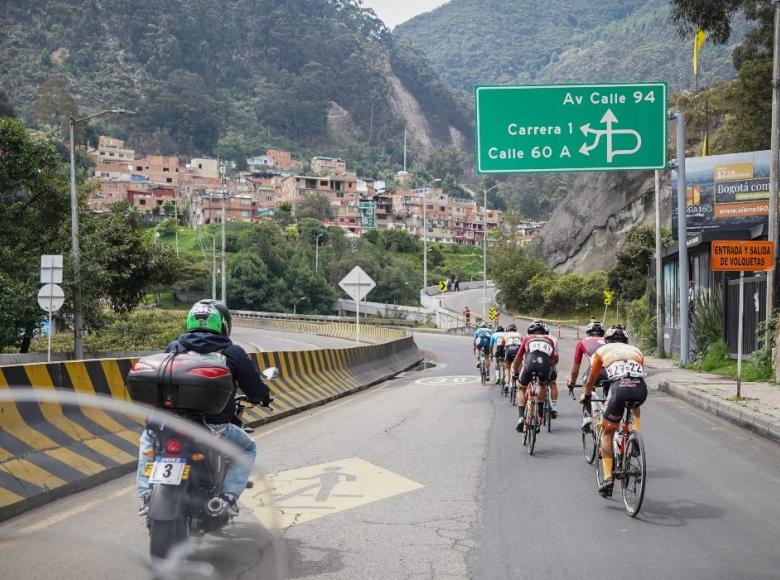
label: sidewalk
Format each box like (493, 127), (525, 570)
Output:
(645, 355), (780, 444)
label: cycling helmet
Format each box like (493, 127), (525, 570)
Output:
(186, 299), (232, 337)
(604, 324), (629, 344)
(585, 321), (606, 337)
(507, 323), (517, 332)
(496, 326), (505, 332)
(527, 320), (548, 335)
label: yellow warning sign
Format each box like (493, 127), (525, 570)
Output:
(439, 280), (448, 292)
(488, 306), (497, 321)
(242, 457), (424, 528)
(603, 290), (614, 306)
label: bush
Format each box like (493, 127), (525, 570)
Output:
(690, 289), (723, 360)
(626, 297), (655, 351)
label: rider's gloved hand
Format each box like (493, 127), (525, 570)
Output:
(260, 395), (274, 407)
(566, 377), (575, 388)
(577, 392), (590, 405)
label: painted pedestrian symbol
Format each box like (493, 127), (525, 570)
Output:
(579, 109), (642, 163)
(275, 465), (359, 504)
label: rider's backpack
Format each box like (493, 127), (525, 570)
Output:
(126, 351), (233, 414)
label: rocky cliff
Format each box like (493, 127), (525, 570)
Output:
(534, 171), (672, 273)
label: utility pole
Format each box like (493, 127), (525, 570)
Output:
(767, 0), (780, 332)
(315, 233), (323, 275)
(671, 111), (690, 364)
(483, 185), (498, 323)
(221, 191), (226, 305)
(655, 170), (665, 357)
(68, 108), (134, 359)
(422, 179), (441, 292)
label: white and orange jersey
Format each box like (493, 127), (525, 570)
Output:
(500, 332), (523, 347)
(587, 343), (644, 386)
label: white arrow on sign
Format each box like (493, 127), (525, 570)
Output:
(38, 283), (65, 312)
(579, 109), (642, 162)
(339, 266), (376, 302)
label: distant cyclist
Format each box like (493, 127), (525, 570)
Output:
(510, 320), (559, 432)
(490, 326), (506, 384)
(579, 325), (647, 497)
(567, 321), (607, 397)
(473, 323), (493, 379)
(500, 323), (523, 388)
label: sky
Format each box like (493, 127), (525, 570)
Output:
(361, 0), (450, 28)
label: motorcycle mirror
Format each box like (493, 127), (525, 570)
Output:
(262, 367), (280, 381)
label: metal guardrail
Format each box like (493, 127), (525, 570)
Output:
(231, 310), (419, 328)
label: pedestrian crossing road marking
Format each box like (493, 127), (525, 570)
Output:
(241, 457), (424, 528)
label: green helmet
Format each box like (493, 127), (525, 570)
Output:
(186, 300), (231, 336)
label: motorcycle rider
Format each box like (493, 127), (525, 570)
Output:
(136, 300), (271, 516)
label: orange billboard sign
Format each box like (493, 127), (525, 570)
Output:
(711, 240), (775, 272)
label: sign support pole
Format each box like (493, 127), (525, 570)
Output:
(47, 272), (53, 363)
(356, 283), (361, 345)
(655, 170), (665, 357)
(766, 0), (780, 342)
(737, 271), (745, 399)
(673, 111), (690, 364)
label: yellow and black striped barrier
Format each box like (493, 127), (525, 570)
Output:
(0, 334), (421, 521)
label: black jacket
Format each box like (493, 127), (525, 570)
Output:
(165, 331), (270, 424)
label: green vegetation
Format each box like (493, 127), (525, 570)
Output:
(0, 117), (177, 353)
(685, 340), (773, 382)
(396, 0), (744, 92)
(0, 0), (470, 167)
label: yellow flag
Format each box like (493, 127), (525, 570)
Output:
(693, 29), (706, 76)
(701, 132), (709, 157)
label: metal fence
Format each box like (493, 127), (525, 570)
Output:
(725, 274), (766, 356)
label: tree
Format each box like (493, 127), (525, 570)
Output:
(0, 86), (15, 118)
(0, 118), (70, 351)
(31, 77), (88, 144)
(229, 252), (270, 310)
(162, 200), (175, 217)
(607, 226), (656, 302)
(295, 193), (333, 221)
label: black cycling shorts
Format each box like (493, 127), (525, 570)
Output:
(479, 344), (490, 356)
(603, 377), (648, 423)
(495, 347), (506, 361)
(505, 345), (521, 364)
(519, 352), (554, 386)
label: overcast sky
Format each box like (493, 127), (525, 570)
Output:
(361, 0), (450, 28)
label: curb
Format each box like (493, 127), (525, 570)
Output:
(657, 381), (780, 444)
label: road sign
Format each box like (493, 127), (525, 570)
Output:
(339, 266), (376, 302)
(475, 83), (667, 174)
(439, 280), (448, 293)
(710, 240), (775, 272)
(603, 290), (614, 306)
(38, 284), (65, 312)
(40, 254), (63, 284)
(488, 306), (497, 321)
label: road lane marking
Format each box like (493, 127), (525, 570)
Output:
(415, 376), (481, 386)
(242, 457), (424, 528)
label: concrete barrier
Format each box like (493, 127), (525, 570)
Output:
(0, 328), (421, 521)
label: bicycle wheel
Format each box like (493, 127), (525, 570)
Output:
(545, 392), (552, 433)
(595, 437), (607, 491)
(509, 386), (516, 405)
(621, 432), (647, 517)
(480, 362), (486, 385)
(581, 408), (598, 464)
(526, 400), (537, 455)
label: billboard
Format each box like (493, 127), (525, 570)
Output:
(672, 150), (771, 239)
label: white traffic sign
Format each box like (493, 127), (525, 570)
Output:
(40, 254), (63, 284)
(339, 266), (376, 302)
(38, 284), (65, 312)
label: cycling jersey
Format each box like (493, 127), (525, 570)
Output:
(588, 343), (647, 423)
(501, 332), (523, 362)
(474, 327), (492, 350)
(573, 336), (607, 365)
(490, 332), (506, 354)
(511, 334), (558, 385)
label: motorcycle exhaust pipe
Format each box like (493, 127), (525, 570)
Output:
(206, 496), (227, 517)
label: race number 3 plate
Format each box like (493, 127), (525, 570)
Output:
(149, 457), (187, 485)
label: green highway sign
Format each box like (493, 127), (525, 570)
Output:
(475, 83), (667, 174)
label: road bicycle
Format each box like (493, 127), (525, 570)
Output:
(496, 360), (505, 388)
(542, 382), (553, 433)
(521, 374), (544, 455)
(507, 374), (517, 404)
(593, 398), (647, 517)
(576, 380), (609, 464)
(479, 351), (489, 385)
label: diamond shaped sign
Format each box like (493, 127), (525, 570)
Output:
(339, 266), (376, 302)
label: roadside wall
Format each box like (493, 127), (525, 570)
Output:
(0, 324), (421, 521)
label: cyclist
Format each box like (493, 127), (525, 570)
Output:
(500, 324), (524, 392)
(510, 320), (559, 432)
(579, 325), (647, 497)
(491, 325), (506, 384)
(473, 323), (493, 379)
(567, 321), (607, 398)
(136, 300), (272, 516)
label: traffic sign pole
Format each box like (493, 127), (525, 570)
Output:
(737, 271), (745, 398)
(47, 287), (53, 363)
(673, 111), (690, 365)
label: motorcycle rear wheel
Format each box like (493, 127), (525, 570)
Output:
(150, 516), (189, 558)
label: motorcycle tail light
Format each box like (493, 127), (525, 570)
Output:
(191, 453), (205, 461)
(142, 449), (155, 457)
(187, 366), (231, 379)
(166, 439), (182, 454)
(130, 361), (154, 372)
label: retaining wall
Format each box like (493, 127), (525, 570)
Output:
(0, 324), (421, 521)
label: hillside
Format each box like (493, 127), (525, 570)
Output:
(396, 0), (745, 91)
(0, 0), (471, 168)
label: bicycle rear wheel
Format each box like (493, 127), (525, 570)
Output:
(526, 400), (537, 455)
(480, 362), (486, 385)
(582, 408), (598, 464)
(621, 432), (647, 517)
(509, 386), (516, 405)
(595, 441), (607, 491)
(545, 393), (552, 433)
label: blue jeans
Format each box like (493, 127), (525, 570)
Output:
(136, 423), (257, 499)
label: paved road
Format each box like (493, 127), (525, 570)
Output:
(231, 326), (356, 353)
(2, 327), (780, 578)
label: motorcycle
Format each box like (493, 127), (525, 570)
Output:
(127, 352), (279, 559)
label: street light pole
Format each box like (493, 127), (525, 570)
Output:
(671, 111), (690, 364)
(766, 0), (780, 334)
(483, 185), (498, 323)
(221, 191), (226, 305)
(68, 108), (134, 359)
(423, 179), (441, 293)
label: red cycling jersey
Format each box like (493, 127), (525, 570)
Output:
(511, 335), (558, 374)
(573, 336), (607, 365)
